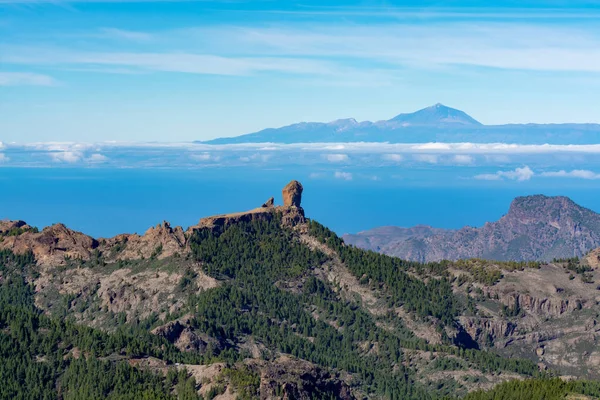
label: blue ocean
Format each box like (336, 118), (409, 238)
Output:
(2, 167), (600, 238)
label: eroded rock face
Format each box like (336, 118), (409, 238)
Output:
(101, 221), (186, 261)
(152, 315), (224, 353)
(282, 180), (303, 208)
(0, 223), (98, 267)
(459, 316), (517, 348)
(257, 356), (354, 400)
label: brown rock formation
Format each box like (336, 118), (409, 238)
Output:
(152, 315), (223, 353)
(100, 221), (186, 261)
(282, 180), (303, 208)
(256, 356), (354, 400)
(262, 197), (275, 208)
(459, 316), (516, 347)
(0, 223), (98, 267)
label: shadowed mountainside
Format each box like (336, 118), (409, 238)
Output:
(344, 195), (600, 262)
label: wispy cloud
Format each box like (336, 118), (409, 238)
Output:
(414, 154), (438, 164)
(190, 152), (220, 162)
(475, 166), (534, 181)
(334, 171), (353, 180)
(382, 154), (403, 162)
(2, 47), (353, 77)
(452, 154), (474, 165)
(50, 151), (83, 163)
(99, 28), (153, 42)
(324, 153), (349, 162)
(540, 169), (600, 179)
(188, 22), (600, 73)
(0, 72), (57, 86)
(87, 153), (108, 163)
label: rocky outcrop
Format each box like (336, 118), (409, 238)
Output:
(152, 315), (223, 353)
(262, 197), (275, 208)
(282, 180), (303, 208)
(459, 316), (516, 347)
(346, 195), (600, 262)
(188, 181), (306, 234)
(101, 221), (186, 261)
(255, 356), (354, 400)
(585, 248), (600, 269)
(503, 293), (584, 316)
(0, 223), (98, 267)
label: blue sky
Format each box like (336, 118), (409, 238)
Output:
(2, 0), (600, 142)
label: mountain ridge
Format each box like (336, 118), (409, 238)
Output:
(202, 104), (600, 144)
(4, 182), (600, 398)
(344, 194), (600, 262)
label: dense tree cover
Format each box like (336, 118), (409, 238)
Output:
(460, 378), (600, 400)
(308, 221), (461, 325)
(189, 219), (432, 399)
(0, 250), (203, 400)
(187, 218), (548, 399)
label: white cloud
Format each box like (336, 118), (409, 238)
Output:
(451, 155), (474, 165)
(309, 172), (325, 179)
(475, 166), (534, 181)
(100, 28), (153, 42)
(0, 153), (9, 163)
(540, 169), (600, 180)
(190, 152), (220, 162)
(382, 154), (403, 162)
(193, 23), (600, 73)
(50, 151), (83, 163)
(484, 155), (511, 163)
(324, 153), (349, 162)
(3, 48), (346, 77)
(414, 154), (438, 164)
(334, 171), (353, 180)
(473, 173), (501, 181)
(0, 72), (56, 86)
(87, 153), (108, 163)
(239, 153), (271, 163)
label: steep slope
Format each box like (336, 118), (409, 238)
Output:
(344, 195), (600, 262)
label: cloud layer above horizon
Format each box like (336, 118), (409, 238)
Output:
(2, 141), (600, 187)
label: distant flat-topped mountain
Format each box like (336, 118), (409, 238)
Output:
(344, 195), (600, 262)
(202, 104), (600, 145)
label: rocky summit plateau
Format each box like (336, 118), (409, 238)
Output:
(344, 195), (600, 263)
(4, 182), (600, 399)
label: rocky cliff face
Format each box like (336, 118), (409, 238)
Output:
(345, 195), (600, 262)
(0, 221), (98, 267)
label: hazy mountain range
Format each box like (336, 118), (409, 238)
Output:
(202, 104), (600, 145)
(344, 195), (600, 262)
